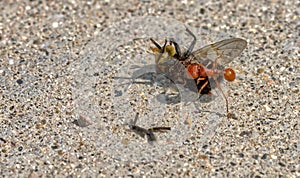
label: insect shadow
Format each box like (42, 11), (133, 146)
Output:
(128, 113), (171, 143)
(114, 64), (183, 105)
(114, 63), (218, 106)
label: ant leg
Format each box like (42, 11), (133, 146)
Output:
(184, 28), (197, 58)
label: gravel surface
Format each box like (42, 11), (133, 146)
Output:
(0, 0), (299, 177)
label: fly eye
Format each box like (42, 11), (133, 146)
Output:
(224, 68), (235, 82)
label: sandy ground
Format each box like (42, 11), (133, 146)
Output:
(0, 0), (299, 177)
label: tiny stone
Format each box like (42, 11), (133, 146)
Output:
(264, 105), (272, 112)
(270, 154), (277, 159)
(261, 154), (268, 160)
(240, 130), (251, 137)
(18, 146), (23, 151)
(52, 22), (59, 28)
(252, 154), (259, 160)
(57, 150), (63, 155)
(51, 145), (59, 150)
(238, 153), (244, 158)
(16, 79), (23, 85)
(230, 162), (237, 166)
(9, 59), (14, 65)
(185, 118), (192, 126)
(257, 68), (264, 74)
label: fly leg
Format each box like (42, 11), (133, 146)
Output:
(150, 38), (167, 53)
(150, 38), (162, 51)
(170, 40), (182, 60)
(170, 28), (197, 61)
(184, 28), (197, 59)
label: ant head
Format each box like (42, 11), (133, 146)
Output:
(187, 63), (201, 79)
(224, 68), (235, 82)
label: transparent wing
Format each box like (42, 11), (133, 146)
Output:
(191, 38), (247, 66)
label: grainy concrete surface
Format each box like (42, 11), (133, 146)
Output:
(0, 0), (299, 177)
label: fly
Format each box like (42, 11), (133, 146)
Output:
(150, 28), (247, 117)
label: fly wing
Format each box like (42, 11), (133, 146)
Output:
(191, 38), (247, 66)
